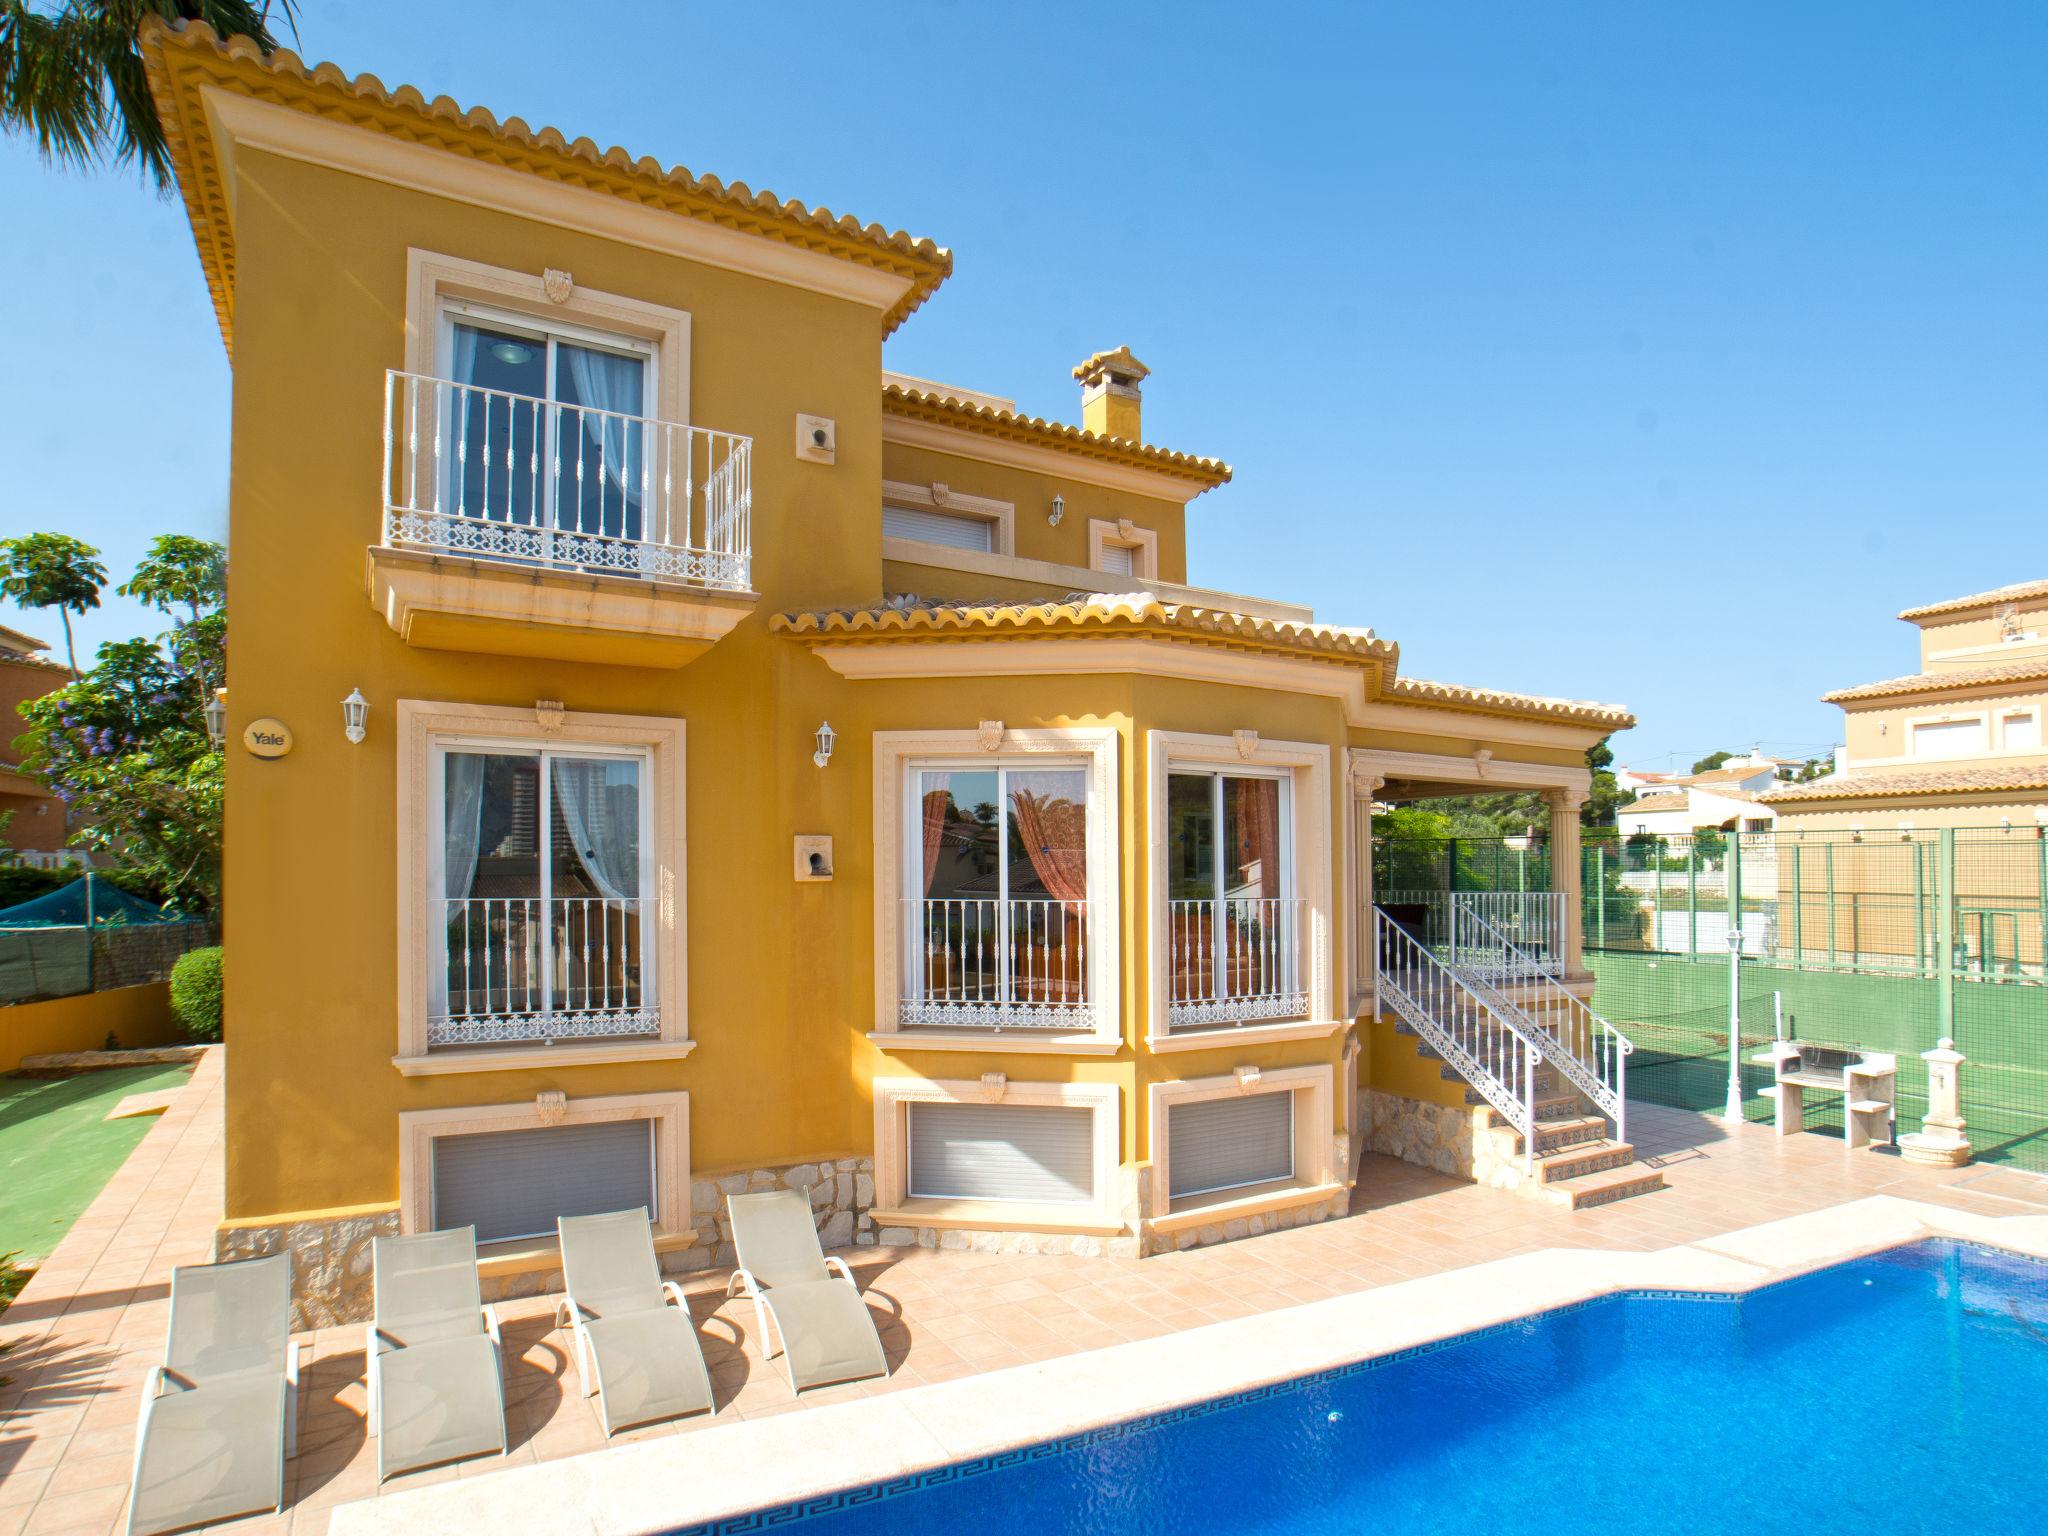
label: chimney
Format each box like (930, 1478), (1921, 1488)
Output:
(1072, 347), (1150, 443)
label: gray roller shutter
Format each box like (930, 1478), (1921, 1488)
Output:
(431, 1119), (655, 1243)
(1096, 541), (1134, 576)
(1168, 1092), (1294, 1199)
(883, 504), (996, 552)
(907, 1102), (1094, 1204)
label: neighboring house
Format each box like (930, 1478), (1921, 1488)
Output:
(1761, 580), (2048, 831)
(0, 625), (73, 859)
(1617, 759), (1781, 838)
(146, 22), (1632, 1319)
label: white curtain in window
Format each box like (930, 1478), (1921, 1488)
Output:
(442, 753), (487, 902)
(561, 344), (644, 510)
(553, 756), (641, 901)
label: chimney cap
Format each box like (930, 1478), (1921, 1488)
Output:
(1072, 346), (1151, 389)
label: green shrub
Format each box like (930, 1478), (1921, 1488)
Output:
(169, 946), (224, 1041)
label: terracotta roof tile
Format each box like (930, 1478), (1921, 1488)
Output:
(141, 20), (952, 350)
(1898, 580), (2048, 622)
(773, 592), (1390, 663)
(1384, 676), (1635, 730)
(880, 384), (1231, 490)
(1760, 763), (2048, 803)
(1822, 656), (2048, 703)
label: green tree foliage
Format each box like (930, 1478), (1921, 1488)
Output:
(13, 537), (225, 910)
(0, 1), (293, 191)
(1690, 749), (1734, 774)
(0, 531), (104, 673)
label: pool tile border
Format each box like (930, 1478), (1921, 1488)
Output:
(327, 1197), (2048, 1536)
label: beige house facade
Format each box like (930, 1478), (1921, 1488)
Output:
(1763, 580), (2048, 831)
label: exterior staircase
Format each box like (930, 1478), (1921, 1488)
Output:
(1375, 902), (1663, 1210)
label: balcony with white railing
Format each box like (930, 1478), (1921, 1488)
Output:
(899, 897), (1094, 1031)
(433, 895), (656, 1048)
(369, 371), (757, 666)
(1167, 896), (1308, 1030)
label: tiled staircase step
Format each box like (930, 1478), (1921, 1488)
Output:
(1486, 1094), (1587, 1126)
(1538, 1162), (1666, 1210)
(1458, 1070), (1561, 1099)
(1530, 1115), (1610, 1155)
(1533, 1140), (1637, 1184)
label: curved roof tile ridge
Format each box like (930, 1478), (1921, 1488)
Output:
(881, 383), (1232, 488)
(144, 19), (952, 338)
(1387, 675), (1635, 729)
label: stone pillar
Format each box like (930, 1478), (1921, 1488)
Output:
(1352, 767), (1386, 1014)
(1899, 1037), (1972, 1167)
(1548, 786), (1590, 979)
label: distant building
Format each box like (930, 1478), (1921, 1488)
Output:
(0, 625), (72, 857)
(1762, 580), (2048, 831)
(1617, 753), (1784, 837)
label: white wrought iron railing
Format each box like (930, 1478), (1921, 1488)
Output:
(1448, 895), (1633, 1144)
(434, 896), (655, 1046)
(900, 897), (1092, 1030)
(383, 370), (753, 590)
(1167, 896), (1308, 1029)
(1376, 888), (1566, 979)
(1374, 908), (1541, 1169)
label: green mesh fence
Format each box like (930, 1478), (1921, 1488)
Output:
(1375, 826), (2048, 1170)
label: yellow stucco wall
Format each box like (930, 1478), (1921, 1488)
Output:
(2, 982), (180, 1070)
(879, 440), (1190, 582)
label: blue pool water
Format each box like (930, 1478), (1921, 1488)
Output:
(675, 1241), (2048, 1536)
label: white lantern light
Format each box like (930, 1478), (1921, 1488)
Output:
(812, 720), (835, 768)
(342, 688), (369, 745)
(1048, 494), (1065, 526)
(203, 688), (228, 749)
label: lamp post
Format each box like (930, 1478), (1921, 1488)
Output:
(1724, 925), (1745, 1124)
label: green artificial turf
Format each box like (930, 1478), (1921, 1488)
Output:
(0, 1064), (194, 1267)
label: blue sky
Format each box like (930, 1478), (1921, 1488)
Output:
(3, 1), (2042, 772)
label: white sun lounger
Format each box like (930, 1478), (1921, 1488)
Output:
(556, 1207), (715, 1434)
(125, 1252), (298, 1536)
(725, 1189), (887, 1393)
(366, 1227), (508, 1481)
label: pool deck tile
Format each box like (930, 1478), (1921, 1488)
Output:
(4, 1070), (2047, 1535)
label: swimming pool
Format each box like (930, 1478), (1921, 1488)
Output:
(674, 1241), (2048, 1536)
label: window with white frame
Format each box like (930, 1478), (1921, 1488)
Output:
(1912, 718), (1988, 759)
(901, 760), (1093, 1029)
(430, 740), (655, 1047)
(436, 300), (658, 544)
(883, 503), (996, 552)
(2003, 711), (2041, 752)
(1165, 769), (1304, 1029)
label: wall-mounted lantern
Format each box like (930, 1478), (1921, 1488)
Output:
(812, 720), (836, 768)
(342, 688), (369, 745)
(203, 688), (227, 749)
(1048, 494), (1065, 526)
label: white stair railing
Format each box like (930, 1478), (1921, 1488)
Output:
(1374, 908), (1543, 1171)
(1448, 895), (1634, 1145)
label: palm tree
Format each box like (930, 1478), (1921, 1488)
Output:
(0, 1), (295, 192)
(0, 532), (107, 674)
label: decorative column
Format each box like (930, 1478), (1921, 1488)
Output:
(1899, 1038), (1972, 1167)
(1547, 787), (1590, 979)
(1351, 766), (1387, 1014)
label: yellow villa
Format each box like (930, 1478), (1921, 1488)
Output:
(145, 21), (1642, 1324)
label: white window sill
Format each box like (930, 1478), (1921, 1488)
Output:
(393, 1038), (698, 1076)
(870, 1201), (1126, 1237)
(1145, 1018), (1351, 1053)
(866, 1030), (1123, 1057)
(1147, 1180), (1346, 1236)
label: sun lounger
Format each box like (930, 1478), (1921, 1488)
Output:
(556, 1207), (715, 1434)
(724, 1189), (887, 1393)
(125, 1252), (297, 1536)
(365, 1227), (507, 1481)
